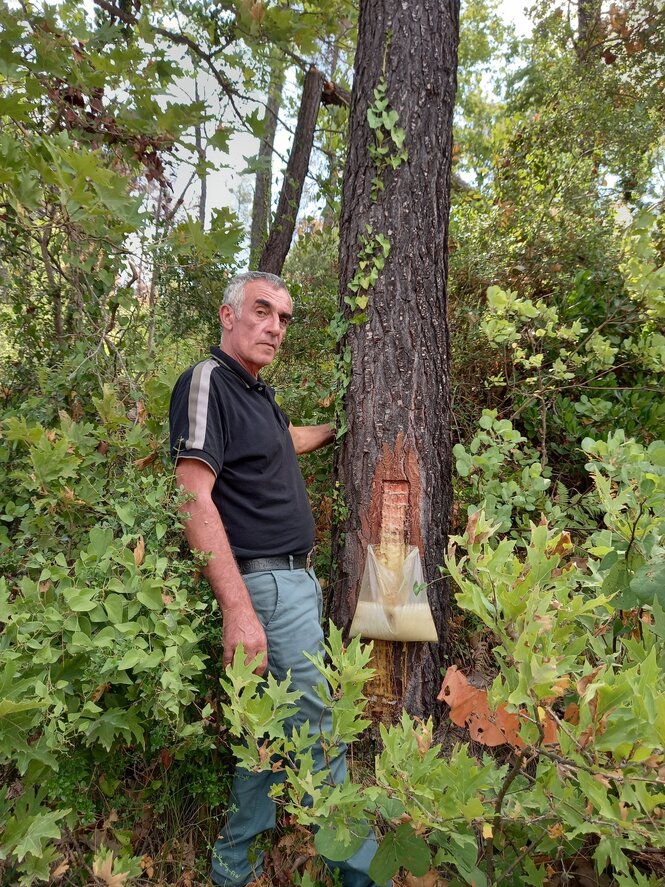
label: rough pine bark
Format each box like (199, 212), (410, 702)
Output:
(331, 0), (460, 718)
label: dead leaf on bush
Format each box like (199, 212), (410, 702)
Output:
(133, 535), (145, 567)
(134, 451), (158, 470)
(438, 666), (559, 748)
(563, 702), (580, 725)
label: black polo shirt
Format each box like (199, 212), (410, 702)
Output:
(169, 347), (315, 559)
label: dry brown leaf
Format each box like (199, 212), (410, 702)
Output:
(547, 676), (571, 698)
(249, 1), (266, 24)
(404, 870), (448, 887)
(469, 710), (523, 748)
(563, 702), (580, 725)
(439, 666), (559, 749)
(465, 511), (480, 544)
(438, 666), (525, 748)
(51, 858), (70, 879)
(413, 718), (432, 757)
(547, 822), (564, 838)
(92, 852), (128, 887)
(258, 738), (271, 765)
(133, 535), (145, 567)
(161, 592), (174, 606)
(548, 531), (572, 557)
(140, 854), (155, 878)
(576, 667), (602, 697)
(90, 682), (111, 703)
(134, 451), (158, 470)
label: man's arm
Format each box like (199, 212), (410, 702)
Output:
(175, 458), (267, 674)
(288, 422), (335, 455)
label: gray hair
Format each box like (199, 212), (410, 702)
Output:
(222, 271), (289, 317)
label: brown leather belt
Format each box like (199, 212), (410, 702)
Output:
(236, 553), (311, 575)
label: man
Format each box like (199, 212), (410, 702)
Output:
(169, 271), (381, 887)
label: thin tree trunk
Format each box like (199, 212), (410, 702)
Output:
(258, 65), (325, 276)
(194, 82), (207, 227)
(331, 0), (460, 718)
(250, 64), (284, 269)
(321, 38), (343, 229)
(40, 222), (63, 345)
(147, 182), (165, 352)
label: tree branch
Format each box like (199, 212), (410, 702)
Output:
(92, 0), (245, 124)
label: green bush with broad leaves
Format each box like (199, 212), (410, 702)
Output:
(218, 424), (665, 887)
(0, 363), (232, 884)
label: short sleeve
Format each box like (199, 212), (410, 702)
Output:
(169, 360), (226, 476)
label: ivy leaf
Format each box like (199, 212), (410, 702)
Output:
(367, 107), (381, 129)
(369, 824), (431, 883)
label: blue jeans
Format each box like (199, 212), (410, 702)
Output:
(211, 567), (383, 887)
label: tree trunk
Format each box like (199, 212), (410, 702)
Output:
(331, 0), (460, 719)
(258, 65), (324, 275)
(194, 82), (207, 227)
(249, 63), (284, 270)
(576, 0), (603, 62)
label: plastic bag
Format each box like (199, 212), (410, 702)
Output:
(349, 544), (438, 642)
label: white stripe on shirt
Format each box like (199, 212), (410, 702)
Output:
(186, 359), (217, 450)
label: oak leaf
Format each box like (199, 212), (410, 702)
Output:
(92, 852), (128, 887)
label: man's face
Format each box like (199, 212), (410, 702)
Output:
(219, 280), (293, 378)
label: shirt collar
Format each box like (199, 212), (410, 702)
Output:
(210, 346), (267, 391)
